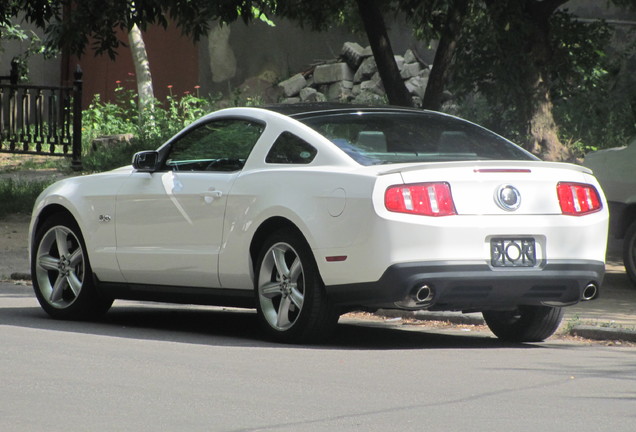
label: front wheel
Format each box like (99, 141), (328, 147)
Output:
(483, 306), (564, 342)
(623, 221), (636, 287)
(255, 229), (338, 343)
(31, 214), (113, 319)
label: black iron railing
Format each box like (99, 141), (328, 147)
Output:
(0, 62), (83, 170)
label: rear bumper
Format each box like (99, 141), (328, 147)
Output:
(326, 260), (605, 311)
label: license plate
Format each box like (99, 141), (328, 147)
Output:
(490, 238), (536, 267)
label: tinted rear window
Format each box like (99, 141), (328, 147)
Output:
(297, 112), (536, 165)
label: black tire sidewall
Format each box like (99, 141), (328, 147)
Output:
(483, 305), (564, 342)
(623, 221), (636, 287)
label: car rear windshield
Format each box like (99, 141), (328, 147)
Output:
(297, 111), (536, 165)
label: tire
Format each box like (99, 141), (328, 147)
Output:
(254, 228), (338, 343)
(623, 221), (636, 287)
(483, 306), (564, 342)
(31, 213), (113, 319)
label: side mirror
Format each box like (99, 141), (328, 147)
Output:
(132, 151), (160, 172)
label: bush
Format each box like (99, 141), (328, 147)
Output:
(82, 84), (218, 172)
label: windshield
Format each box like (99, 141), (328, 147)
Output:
(297, 111), (536, 165)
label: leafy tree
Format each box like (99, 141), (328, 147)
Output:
(6, 0), (635, 160)
(2, 0), (274, 123)
(447, 0), (630, 159)
(1, 1), (54, 82)
(3, 0), (273, 58)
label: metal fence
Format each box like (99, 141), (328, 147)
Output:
(0, 62), (83, 170)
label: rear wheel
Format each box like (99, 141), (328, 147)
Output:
(483, 306), (564, 342)
(32, 214), (113, 319)
(623, 221), (636, 287)
(255, 229), (338, 343)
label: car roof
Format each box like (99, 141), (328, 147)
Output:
(259, 102), (427, 119)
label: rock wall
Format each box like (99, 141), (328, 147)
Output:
(275, 42), (430, 107)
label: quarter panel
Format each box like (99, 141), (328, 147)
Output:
(217, 167), (377, 290)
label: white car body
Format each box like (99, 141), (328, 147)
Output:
(29, 105), (609, 342)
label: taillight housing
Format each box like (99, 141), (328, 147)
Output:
(557, 182), (602, 216)
(385, 182), (457, 216)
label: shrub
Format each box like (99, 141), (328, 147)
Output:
(82, 84), (219, 172)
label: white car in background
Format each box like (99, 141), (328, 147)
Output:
(584, 141), (636, 286)
(29, 104), (608, 343)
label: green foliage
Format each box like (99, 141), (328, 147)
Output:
(549, 11), (613, 100)
(448, 1), (636, 155)
(5, 0), (279, 58)
(0, 178), (52, 218)
(82, 84), (218, 172)
(0, 21), (56, 82)
(553, 77), (636, 156)
(550, 13), (636, 155)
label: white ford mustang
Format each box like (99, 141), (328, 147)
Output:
(29, 104), (608, 343)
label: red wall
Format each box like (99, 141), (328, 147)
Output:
(63, 23), (199, 108)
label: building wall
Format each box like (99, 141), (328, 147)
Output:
(69, 24), (199, 107)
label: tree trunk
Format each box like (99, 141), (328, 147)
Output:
(128, 23), (154, 116)
(422, 0), (469, 111)
(526, 72), (570, 161)
(523, 3), (571, 161)
(356, 0), (412, 107)
(485, 0), (571, 161)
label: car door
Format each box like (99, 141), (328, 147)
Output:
(114, 118), (265, 288)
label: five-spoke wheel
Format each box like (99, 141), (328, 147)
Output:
(255, 229), (337, 343)
(32, 214), (112, 319)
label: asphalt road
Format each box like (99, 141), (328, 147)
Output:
(2, 283), (636, 432)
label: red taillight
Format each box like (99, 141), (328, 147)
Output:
(385, 182), (457, 216)
(557, 182), (602, 216)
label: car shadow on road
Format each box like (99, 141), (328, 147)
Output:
(0, 295), (546, 351)
(1, 284), (547, 350)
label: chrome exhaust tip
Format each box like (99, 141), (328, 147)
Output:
(415, 285), (434, 304)
(582, 283), (598, 301)
(394, 284), (435, 309)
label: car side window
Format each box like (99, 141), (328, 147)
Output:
(165, 119), (264, 171)
(266, 131), (317, 164)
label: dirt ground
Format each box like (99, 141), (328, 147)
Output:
(0, 213), (31, 279)
(0, 154), (71, 279)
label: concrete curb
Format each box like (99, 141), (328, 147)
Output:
(377, 309), (636, 343)
(570, 325), (636, 343)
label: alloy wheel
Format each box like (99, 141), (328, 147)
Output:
(257, 242), (305, 331)
(35, 225), (86, 309)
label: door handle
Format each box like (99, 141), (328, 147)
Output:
(201, 189), (223, 203)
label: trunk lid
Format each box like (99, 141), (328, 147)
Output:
(376, 160), (597, 216)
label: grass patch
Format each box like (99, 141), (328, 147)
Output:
(0, 178), (53, 218)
